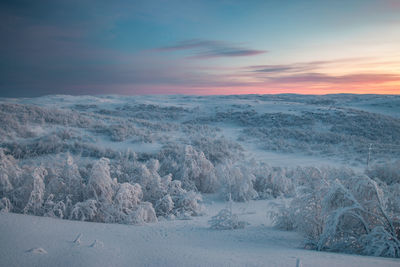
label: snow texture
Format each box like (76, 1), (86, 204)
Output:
(1, 94), (400, 265)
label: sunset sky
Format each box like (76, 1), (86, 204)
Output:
(1, 0), (400, 97)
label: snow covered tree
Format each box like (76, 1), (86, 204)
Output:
(0, 197), (12, 212)
(23, 167), (47, 215)
(272, 167), (400, 258)
(209, 197), (247, 230)
(209, 208), (246, 230)
(125, 202), (157, 224)
(112, 182), (154, 224)
(252, 162), (294, 199)
(43, 194), (67, 219)
(0, 149), (22, 195)
(155, 194), (174, 217)
(133, 159), (168, 204)
(216, 162), (258, 202)
(61, 154), (84, 202)
(180, 145), (217, 193)
(158, 145), (218, 193)
(86, 158), (116, 203)
(70, 199), (99, 221)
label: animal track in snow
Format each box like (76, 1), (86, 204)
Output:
(26, 247), (47, 254)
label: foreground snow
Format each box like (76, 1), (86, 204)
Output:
(1, 198), (399, 267)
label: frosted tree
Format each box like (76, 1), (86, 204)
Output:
(173, 190), (204, 218)
(179, 145), (217, 193)
(23, 167), (47, 215)
(0, 197), (12, 212)
(216, 161), (258, 202)
(134, 159), (168, 204)
(70, 199), (99, 221)
(113, 182), (144, 223)
(114, 183), (142, 212)
(126, 202), (158, 224)
(0, 149), (22, 195)
(86, 158), (116, 203)
(43, 194), (67, 219)
(155, 194), (174, 217)
(272, 167), (400, 258)
(105, 181), (156, 224)
(209, 208), (246, 230)
(158, 145), (218, 193)
(316, 175), (400, 257)
(61, 154), (84, 203)
(209, 194), (247, 230)
(366, 160), (400, 185)
(252, 161), (294, 199)
(45, 167), (66, 201)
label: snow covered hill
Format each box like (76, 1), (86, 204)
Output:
(1, 94), (400, 266)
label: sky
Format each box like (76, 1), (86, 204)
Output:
(0, 0), (399, 97)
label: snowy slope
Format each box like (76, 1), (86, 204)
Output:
(2, 94), (399, 166)
(1, 94), (400, 266)
(1, 198), (399, 267)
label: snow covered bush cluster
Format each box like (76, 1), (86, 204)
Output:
(366, 160), (400, 185)
(0, 93), (399, 257)
(271, 167), (400, 258)
(239, 109), (400, 162)
(0, 150), (206, 224)
(209, 208), (247, 230)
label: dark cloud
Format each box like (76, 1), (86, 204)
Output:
(250, 66), (297, 73)
(248, 62), (327, 74)
(247, 58), (373, 75)
(158, 39), (266, 58)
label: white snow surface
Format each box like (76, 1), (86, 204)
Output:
(1, 94), (400, 266)
(1, 196), (399, 267)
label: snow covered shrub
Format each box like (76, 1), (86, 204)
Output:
(130, 162), (205, 218)
(209, 200), (246, 230)
(209, 208), (246, 229)
(132, 159), (168, 204)
(316, 176), (400, 257)
(216, 162), (258, 202)
(367, 160), (400, 185)
(45, 169), (66, 200)
(269, 200), (295, 231)
(386, 183), (400, 215)
(109, 155), (204, 219)
(114, 183), (142, 211)
(155, 194), (174, 217)
(360, 226), (400, 257)
(172, 190), (204, 218)
(271, 167), (332, 237)
(0, 149), (22, 195)
(93, 122), (153, 143)
(124, 202), (158, 224)
(86, 158), (117, 203)
(179, 145), (217, 193)
(110, 182), (157, 224)
(252, 162), (294, 199)
(272, 167), (400, 258)
(158, 144), (218, 193)
(70, 199), (99, 221)
(0, 197), (12, 212)
(271, 167), (328, 244)
(43, 194), (67, 219)
(191, 136), (244, 164)
(23, 167), (47, 215)
(61, 154), (84, 202)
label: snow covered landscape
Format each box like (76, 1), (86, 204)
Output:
(1, 94), (400, 266)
